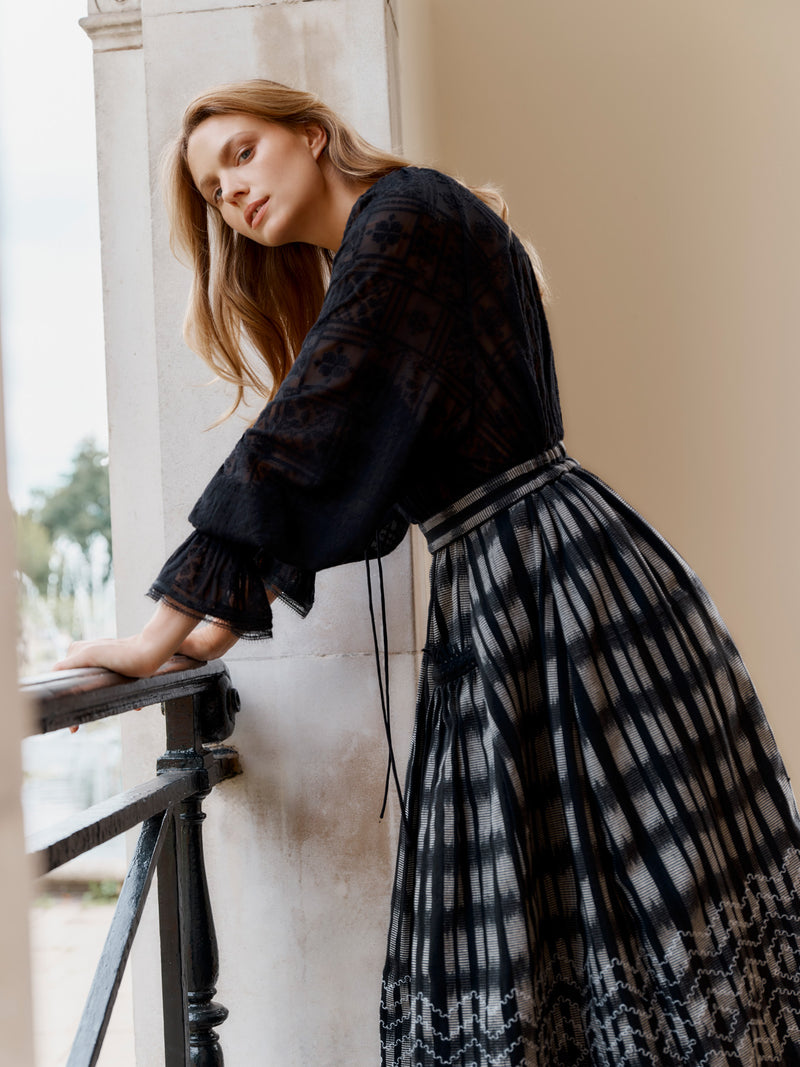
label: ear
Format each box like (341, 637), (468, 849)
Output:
(304, 124), (328, 161)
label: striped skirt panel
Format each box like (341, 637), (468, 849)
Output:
(380, 447), (800, 1066)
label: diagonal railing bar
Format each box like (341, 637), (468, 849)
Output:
(27, 750), (241, 874)
(21, 657), (242, 1066)
(26, 769), (206, 874)
(67, 810), (172, 1067)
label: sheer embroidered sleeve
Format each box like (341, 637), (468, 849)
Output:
(147, 532), (280, 639)
(147, 168), (468, 635)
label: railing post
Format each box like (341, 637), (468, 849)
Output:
(158, 684), (238, 1065)
(24, 659), (241, 1067)
(179, 787), (228, 1066)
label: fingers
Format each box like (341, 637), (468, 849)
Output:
(53, 640), (93, 671)
(52, 654), (91, 671)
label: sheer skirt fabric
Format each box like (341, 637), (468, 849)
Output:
(380, 451), (800, 1066)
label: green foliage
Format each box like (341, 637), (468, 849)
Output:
(32, 439), (111, 557)
(15, 511), (52, 594)
(14, 438), (114, 668)
(15, 437), (112, 586)
(83, 879), (122, 904)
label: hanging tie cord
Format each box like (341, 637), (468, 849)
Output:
(365, 541), (409, 834)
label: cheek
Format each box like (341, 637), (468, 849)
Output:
(218, 206), (247, 236)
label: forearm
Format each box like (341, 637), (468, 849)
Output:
(138, 601), (202, 672)
(176, 586), (279, 660)
(177, 619), (241, 661)
(54, 583), (275, 675)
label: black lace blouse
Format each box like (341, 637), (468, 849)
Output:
(148, 167), (563, 637)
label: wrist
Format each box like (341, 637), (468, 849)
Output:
(116, 633), (163, 678)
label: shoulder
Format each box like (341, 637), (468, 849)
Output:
(322, 168), (476, 308)
(337, 167), (498, 273)
(349, 166), (484, 228)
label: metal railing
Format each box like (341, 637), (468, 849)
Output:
(21, 656), (242, 1067)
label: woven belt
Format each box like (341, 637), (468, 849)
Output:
(419, 443), (578, 553)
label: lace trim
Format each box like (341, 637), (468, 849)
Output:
(146, 588), (273, 641)
(381, 980), (527, 1066)
(381, 977), (800, 1067)
(381, 853), (800, 1064)
(272, 589), (312, 619)
(380, 1031), (525, 1067)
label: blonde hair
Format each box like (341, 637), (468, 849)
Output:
(163, 79), (550, 420)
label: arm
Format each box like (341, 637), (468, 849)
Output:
(54, 600), (205, 678)
(177, 618), (242, 661)
(150, 172), (458, 629)
(179, 175), (457, 579)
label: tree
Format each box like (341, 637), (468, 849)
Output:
(31, 438), (111, 565)
(14, 511), (52, 595)
(15, 439), (115, 669)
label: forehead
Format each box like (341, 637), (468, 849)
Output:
(186, 113), (268, 183)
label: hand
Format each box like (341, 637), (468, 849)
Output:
(54, 633), (180, 733)
(52, 602), (214, 733)
(54, 634), (164, 678)
(53, 602), (200, 678)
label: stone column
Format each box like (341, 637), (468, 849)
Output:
(82, 2), (416, 1063)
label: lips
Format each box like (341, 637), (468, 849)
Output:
(245, 197), (269, 228)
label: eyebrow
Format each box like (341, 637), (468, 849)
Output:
(195, 131), (255, 199)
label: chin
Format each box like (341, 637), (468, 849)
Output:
(249, 227), (290, 249)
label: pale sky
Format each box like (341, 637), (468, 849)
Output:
(0, 0), (108, 509)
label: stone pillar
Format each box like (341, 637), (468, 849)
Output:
(82, 2), (416, 1063)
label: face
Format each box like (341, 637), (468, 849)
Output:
(186, 112), (328, 247)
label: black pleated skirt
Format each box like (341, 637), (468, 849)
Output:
(380, 444), (800, 1066)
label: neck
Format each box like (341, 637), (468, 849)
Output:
(316, 163), (370, 252)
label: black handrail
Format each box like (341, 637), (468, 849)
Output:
(22, 656), (242, 1067)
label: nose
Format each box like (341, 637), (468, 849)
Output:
(220, 170), (247, 205)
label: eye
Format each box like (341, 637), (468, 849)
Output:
(237, 146), (253, 164)
(212, 187), (222, 204)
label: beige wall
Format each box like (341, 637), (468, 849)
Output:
(398, 0), (800, 771)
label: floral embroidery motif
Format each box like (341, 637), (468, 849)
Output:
(315, 345), (349, 379)
(369, 213), (404, 252)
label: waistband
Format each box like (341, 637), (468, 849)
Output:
(419, 443), (579, 552)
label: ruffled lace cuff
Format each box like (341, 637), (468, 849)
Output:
(255, 553), (316, 618)
(147, 531), (314, 640)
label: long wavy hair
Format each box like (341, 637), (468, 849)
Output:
(162, 79), (550, 420)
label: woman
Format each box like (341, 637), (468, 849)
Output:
(57, 80), (800, 1065)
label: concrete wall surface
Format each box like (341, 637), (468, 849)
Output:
(84, 1), (414, 1064)
(398, 0), (800, 775)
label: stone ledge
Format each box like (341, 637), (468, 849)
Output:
(79, 10), (143, 52)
